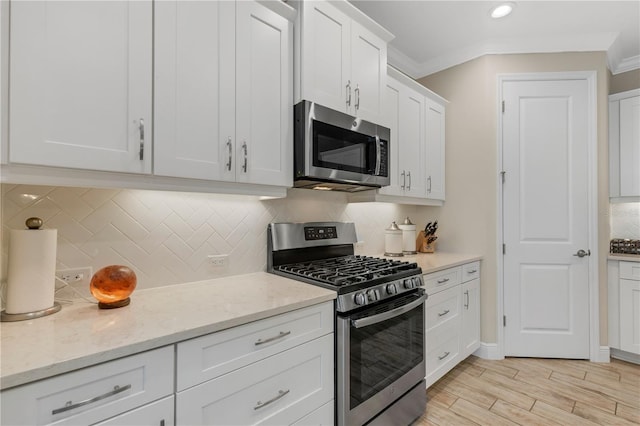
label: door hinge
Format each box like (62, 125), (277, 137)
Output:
(502, 100), (505, 113)
(500, 170), (506, 183)
(503, 315), (507, 327)
(502, 243), (506, 254)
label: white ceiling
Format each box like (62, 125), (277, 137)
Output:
(349, 1), (640, 79)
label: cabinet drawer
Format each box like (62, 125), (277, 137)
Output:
(423, 267), (461, 295)
(177, 302), (333, 391)
(94, 395), (174, 426)
(426, 285), (460, 331)
(1, 346), (174, 426)
(425, 320), (460, 387)
(291, 400), (334, 426)
(176, 334), (334, 425)
(461, 262), (480, 283)
(620, 261), (640, 281)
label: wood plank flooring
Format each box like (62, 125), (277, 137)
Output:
(415, 356), (640, 425)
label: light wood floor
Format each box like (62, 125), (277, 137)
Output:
(415, 356), (640, 425)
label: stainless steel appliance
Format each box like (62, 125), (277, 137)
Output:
(267, 222), (426, 426)
(293, 101), (390, 192)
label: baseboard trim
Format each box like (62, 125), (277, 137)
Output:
(610, 348), (640, 365)
(593, 346), (611, 363)
(473, 342), (502, 360)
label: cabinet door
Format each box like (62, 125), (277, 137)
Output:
(425, 99), (446, 200)
(620, 278), (640, 355)
(300, 0), (350, 114)
(619, 96), (640, 197)
(461, 278), (481, 358)
(378, 78), (403, 196)
(236, 1), (293, 187)
(399, 86), (426, 197)
(9, 1), (152, 174)
(94, 396), (174, 426)
(350, 20), (386, 123)
(154, 1), (235, 181)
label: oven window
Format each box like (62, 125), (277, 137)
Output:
(349, 302), (424, 409)
(313, 120), (377, 175)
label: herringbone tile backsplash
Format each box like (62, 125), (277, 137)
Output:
(1, 184), (425, 300)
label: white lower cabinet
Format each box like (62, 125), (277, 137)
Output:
(94, 396), (174, 426)
(610, 260), (640, 359)
(0, 346), (174, 426)
(291, 401), (334, 426)
(424, 261), (480, 388)
(175, 302), (335, 425)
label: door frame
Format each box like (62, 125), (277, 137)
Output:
(496, 71), (603, 362)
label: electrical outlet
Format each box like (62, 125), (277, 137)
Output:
(208, 254), (229, 267)
(56, 267), (93, 287)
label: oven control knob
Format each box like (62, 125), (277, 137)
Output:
(354, 292), (366, 306)
(366, 289), (379, 302)
(403, 278), (414, 289)
(412, 277), (423, 287)
(386, 283), (397, 295)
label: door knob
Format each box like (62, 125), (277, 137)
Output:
(573, 249), (591, 258)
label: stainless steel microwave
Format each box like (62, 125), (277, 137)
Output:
(294, 101), (390, 192)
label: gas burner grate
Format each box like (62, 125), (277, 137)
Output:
(275, 255), (418, 287)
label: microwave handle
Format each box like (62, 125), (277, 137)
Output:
(375, 136), (382, 176)
(351, 291), (427, 329)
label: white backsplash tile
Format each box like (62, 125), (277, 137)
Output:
(610, 202), (640, 239)
(1, 185), (424, 302)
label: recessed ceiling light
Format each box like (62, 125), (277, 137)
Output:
(490, 2), (515, 19)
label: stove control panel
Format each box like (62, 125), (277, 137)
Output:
(339, 274), (424, 312)
(304, 226), (338, 240)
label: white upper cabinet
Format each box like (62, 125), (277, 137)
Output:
(379, 74), (426, 198)
(297, 0), (392, 124)
(155, 1), (293, 187)
(610, 89), (640, 199)
(154, 1), (235, 182)
(425, 98), (446, 201)
(9, 1), (152, 174)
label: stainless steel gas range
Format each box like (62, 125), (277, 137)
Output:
(268, 222), (427, 426)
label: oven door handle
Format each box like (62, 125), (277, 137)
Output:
(351, 291), (427, 329)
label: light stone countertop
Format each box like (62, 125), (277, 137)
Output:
(382, 252), (483, 274)
(0, 272), (336, 391)
(608, 254), (640, 262)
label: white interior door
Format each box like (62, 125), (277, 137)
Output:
(502, 78), (591, 358)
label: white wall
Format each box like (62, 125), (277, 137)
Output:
(1, 184), (435, 302)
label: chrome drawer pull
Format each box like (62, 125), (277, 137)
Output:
(438, 309), (450, 317)
(467, 269), (477, 274)
(254, 389), (289, 410)
(437, 278), (450, 284)
(52, 384), (132, 415)
(255, 330), (291, 346)
(138, 119), (145, 160)
(438, 351), (451, 361)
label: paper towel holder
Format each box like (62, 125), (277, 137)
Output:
(1, 217), (62, 322)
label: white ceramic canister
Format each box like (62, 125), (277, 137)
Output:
(384, 221), (403, 257)
(398, 217), (417, 254)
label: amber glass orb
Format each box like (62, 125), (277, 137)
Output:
(90, 265), (137, 309)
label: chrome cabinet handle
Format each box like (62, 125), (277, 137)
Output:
(255, 331), (291, 346)
(346, 80), (351, 106)
(355, 85), (360, 110)
(407, 171), (412, 190)
(226, 137), (232, 171)
(242, 141), (248, 173)
(464, 290), (469, 309)
(438, 309), (450, 317)
(138, 119), (145, 160)
(401, 170), (406, 190)
(438, 351), (451, 361)
(437, 278), (449, 284)
(254, 389), (289, 410)
(467, 269), (477, 274)
(52, 384), (132, 415)
(573, 249), (591, 258)
(427, 176), (432, 193)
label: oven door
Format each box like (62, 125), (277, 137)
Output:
(337, 288), (426, 426)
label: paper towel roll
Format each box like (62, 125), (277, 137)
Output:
(6, 228), (57, 314)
